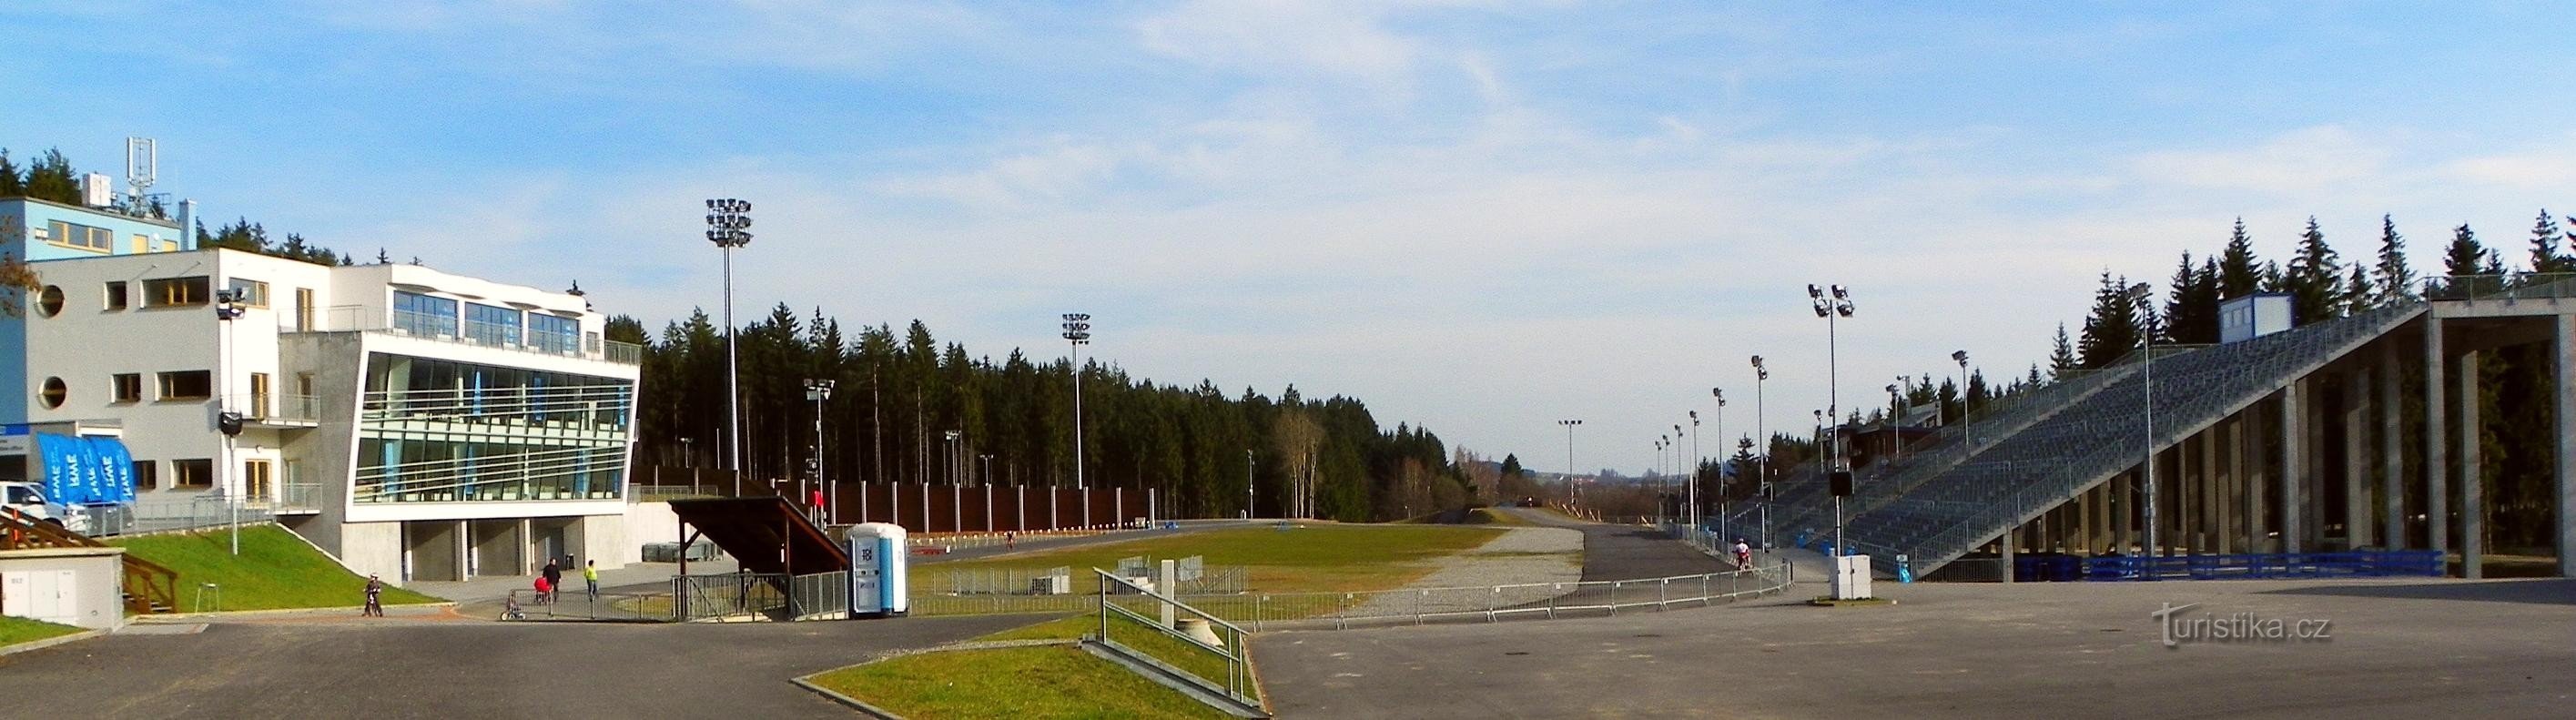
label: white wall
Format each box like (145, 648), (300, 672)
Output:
(621, 501), (685, 566)
(0, 548), (127, 630)
(341, 520), (403, 582)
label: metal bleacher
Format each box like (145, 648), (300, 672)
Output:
(1775, 304), (2424, 575)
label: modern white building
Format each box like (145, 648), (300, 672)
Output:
(5, 198), (641, 583)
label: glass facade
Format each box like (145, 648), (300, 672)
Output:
(353, 352), (633, 504)
(464, 302), (522, 347)
(392, 291), (459, 338)
(529, 313), (579, 356)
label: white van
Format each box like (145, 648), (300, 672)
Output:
(2, 482), (89, 534)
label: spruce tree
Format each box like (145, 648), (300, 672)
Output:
(2163, 252), (2222, 344)
(2077, 272), (2145, 369)
(2439, 223), (2497, 298)
(24, 148), (79, 204)
(2342, 266), (2373, 316)
(2284, 217), (2340, 324)
(2217, 217), (2263, 299)
(2529, 209), (2571, 274)
(2048, 323), (2078, 377)
(2375, 214), (2417, 302)
(0, 149), (22, 197)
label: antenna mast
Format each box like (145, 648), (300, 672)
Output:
(126, 137), (157, 207)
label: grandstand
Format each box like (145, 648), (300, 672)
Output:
(1763, 277), (2576, 580)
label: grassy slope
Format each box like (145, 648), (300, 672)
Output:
(110, 525), (442, 611)
(913, 523), (1504, 594)
(0, 615), (83, 647)
(806, 644), (1224, 720)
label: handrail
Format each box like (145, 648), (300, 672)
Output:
(1091, 568), (1255, 708)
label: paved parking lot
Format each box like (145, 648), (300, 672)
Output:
(1253, 575), (2576, 718)
(0, 613), (1040, 718)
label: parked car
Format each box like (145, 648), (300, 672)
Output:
(2, 482), (90, 533)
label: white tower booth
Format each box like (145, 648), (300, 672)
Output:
(847, 522), (908, 617)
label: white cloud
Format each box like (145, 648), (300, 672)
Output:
(2127, 125), (2392, 194)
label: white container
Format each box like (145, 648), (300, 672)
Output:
(847, 522), (909, 616)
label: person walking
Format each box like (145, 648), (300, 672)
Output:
(541, 559), (563, 603)
(583, 560), (600, 601)
(362, 573), (385, 617)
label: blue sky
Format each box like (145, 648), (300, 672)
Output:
(6, 1), (2571, 475)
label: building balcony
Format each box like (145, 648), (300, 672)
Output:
(288, 305), (640, 365)
(227, 393), (324, 428)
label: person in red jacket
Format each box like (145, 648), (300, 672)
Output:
(532, 574), (553, 604)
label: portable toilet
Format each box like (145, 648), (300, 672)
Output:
(847, 522), (909, 617)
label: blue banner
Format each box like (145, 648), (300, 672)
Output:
(35, 433), (136, 506)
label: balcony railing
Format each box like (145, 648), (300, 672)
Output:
(289, 305), (641, 365)
(222, 393), (324, 423)
(277, 482), (325, 512)
(2423, 272), (2576, 303)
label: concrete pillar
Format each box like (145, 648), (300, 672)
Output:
(452, 520), (470, 582)
(2113, 472), (2133, 554)
(2381, 341), (2406, 549)
(2220, 418), (2240, 553)
(2425, 317), (2449, 558)
(2558, 313), (2576, 578)
(517, 518), (532, 576)
(1999, 522), (2016, 583)
(2282, 381), (2305, 553)
(2460, 350), (2484, 579)
(2200, 431), (2219, 553)
(2346, 369), (2373, 549)
(2246, 410), (2268, 553)
(2175, 436), (2196, 554)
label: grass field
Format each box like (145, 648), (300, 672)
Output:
(0, 615), (83, 648)
(913, 523), (1504, 593)
(806, 644), (1225, 720)
(110, 525), (443, 612)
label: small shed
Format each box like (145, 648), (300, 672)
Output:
(2, 546), (128, 631)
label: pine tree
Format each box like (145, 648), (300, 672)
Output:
(2077, 272), (2145, 369)
(2374, 215), (2417, 303)
(2284, 217), (2340, 324)
(2217, 217), (2263, 299)
(2163, 252), (2223, 344)
(2342, 266), (2373, 316)
(24, 148), (78, 204)
(2048, 323), (2078, 377)
(0, 149), (23, 197)
(2529, 209), (2571, 274)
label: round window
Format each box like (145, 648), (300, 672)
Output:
(38, 377), (66, 409)
(35, 286), (64, 318)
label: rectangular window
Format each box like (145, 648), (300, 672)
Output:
(530, 314), (580, 355)
(104, 281), (127, 310)
(391, 291), (458, 338)
(249, 372), (272, 419)
(173, 459), (213, 488)
(226, 278), (269, 308)
(244, 460), (274, 501)
(466, 303), (522, 348)
(143, 276), (210, 307)
(46, 220), (111, 250)
(161, 239), (178, 252)
(294, 288), (314, 331)
(132, 234), (150, 253)
(112, 373), (142, 403)
(157, 370), (212, 400)
(133, 460), (157, 491)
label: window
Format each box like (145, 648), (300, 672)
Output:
(133, 460), (158, 491)
(143, 276), (210, 307)
(245, 460), (274, 501)
(466, 303), (522, 347)
(105, 281), (127, 310)
(226, 278), (269, 308)
(35, 285), (63, 317)
(157, 370), (212, 400)
(173, 459), (213, 488)
(131, 234), (150, 253)
(112, 373), (142, 403)
(249, 373), (271, 419)
(294, 288), (314, 331)
(46, 220), (111, 250)
(38, 377), (66, 408)
(391, 291), (458, 338)
(531, 314), (580, 355)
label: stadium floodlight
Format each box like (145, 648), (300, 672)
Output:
(1807, 283), (1855, 555)
(1952, 350), (1972, 446)
(2123, 282), (2158, 557)
(706, 198), (753, 496)
(1557, 419), (1583, 505)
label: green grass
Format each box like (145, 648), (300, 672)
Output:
(982, 613), (1238, 689)
(109, 525), (443, 612)
(915, 523), (1503, 594)
(0, 615), (84, 647)
(807, 644), (1226, 720)
(1466, 507), (1530, 525)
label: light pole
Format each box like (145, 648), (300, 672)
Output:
(806, 378), (835, 522)
(2125, 282), (2158, 556)
(1061, 313), (1091, 527)
(1810, 283), (1854, 554)
(1557, 419), (1581, 506)
(1657, 435), (1668, 524)
(215, 289), (245, 555)
(1751, 355), (1770, 547)
(1244, 449), (1254, 519)
(1687, 412), (1701, 532)
(1952, 350), (1973, 447)
(1886, 383), (1902, 461)
(706, 198), (752, 494)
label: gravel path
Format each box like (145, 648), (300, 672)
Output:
(1397, 526), (1585, 590)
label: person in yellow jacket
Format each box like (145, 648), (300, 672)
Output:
(583, 560), (600, 601)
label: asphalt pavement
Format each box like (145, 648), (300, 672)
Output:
(1492, 507), (1734, 581)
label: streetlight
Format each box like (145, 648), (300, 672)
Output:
(1750, 355), (1770, 547)
(1689, 410), (1702, 532)
(1557, 420), (1582, 506)
(1810, 282), (1854, 555)
(1886, 383), (1902, 461)
(1952, 350), (1973, 447)
(1657, 435), (1669, 524)
(1244, 449), (1255, 519)
(1061, 313), (1092, 527)
(979, 453), (995, 485)
(806, 378), (835, 522)
(705, 198), (753, 495)
(215, 289), (245, 555)
(2124, 282), (2158, 556)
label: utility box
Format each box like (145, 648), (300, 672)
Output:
(846, 522), (908, 617)
(1831, 554), (1874, 600)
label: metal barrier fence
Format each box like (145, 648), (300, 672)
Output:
(1199, 563), (1794, 631)
(1092, 570), (1260, 712)
(89, 497), (278, 537)
(502, 588), (674, 622)
(2081, 551), (2443, 581)
(671, 573), (788, 622)
(788, 571), (852, 618)
(931, 565), (1075, 595)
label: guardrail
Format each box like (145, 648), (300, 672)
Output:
(2079, 551), (2442, 581)
(1090, 569), (1261, 713)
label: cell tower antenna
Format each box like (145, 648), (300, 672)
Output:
(126, 137), (157, 204)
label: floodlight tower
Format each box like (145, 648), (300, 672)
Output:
(1061, 313), (1092, 526)
(2124, 282), (2159, 556)
(1809, 283), (1854, 554)
(705, 198), (753, 493)
(1557, 419), (1583, 505)
(1952, 350), (1973, 446)
(1750, 355), (1770, 547)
